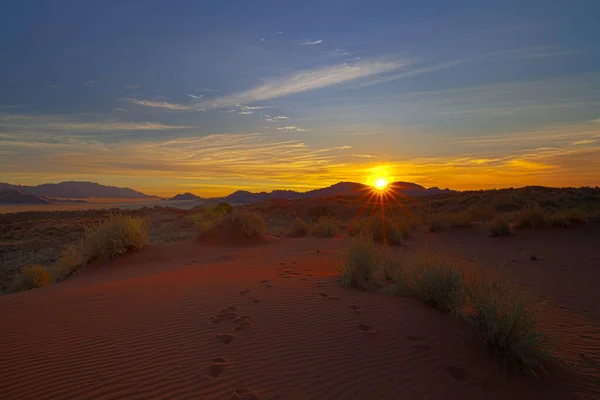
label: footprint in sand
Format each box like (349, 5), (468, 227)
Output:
(239, 290), (251, 296)
(445, 366), (491, 390)
(406, 335), (431, 350)
(260, 280), (270, 284)
(358, 324), (381, 334)
(318, 292), (340, 300)
(216, 333), (235, 344)
(205, 357), (233, 379)
(233, 388), (260, 400)
(210, 308), (239, 324)
(233, 316), (254, 332)
(248, 297), (261, 304)
(349, 305), (361, 313)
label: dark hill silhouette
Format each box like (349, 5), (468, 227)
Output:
(0, 181), (155, 199)
(0, 190), (52, 204)
(169, 192), (204, 201)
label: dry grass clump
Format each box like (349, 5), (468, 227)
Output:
(11, 264), (52, 292)
(489, 216), (511, 237)
(340, 237), (379, 289)
(517, 206), (546, 229)
(448, 211), (474, 228)
(465, 271), (554, 375)
(347, 218), (367, 236)
(221, 210), (266, 236)
(364, 214), (403, 245)
(548, 208), (587, 227)
(52, 215), (148, 281)
(427, 213), (446, 232)
(289, 217), (309, 237)
(311, 216), (340, 237)
(410, 254), (466, 314)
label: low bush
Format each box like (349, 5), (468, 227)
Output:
(221, 210), (266, 236)
(365, 214), (403, 245)
(411, 255), (465, 314)
(548, 208), (587, 227)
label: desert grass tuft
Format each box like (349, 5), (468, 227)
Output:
(411, 254), (466, 314)
(489, 216), (511, 237)
(11, 264), (52, 292)
(465, 271), (554, 375)
(517, 206), (546, 229)
(289, 217), (309, 237)
(311, 216), (340, 237)
(548, 208), (587, 227)
(220, 210), (266, 236)
(365, 214), (403, 245)
(340, 237), (379, 289)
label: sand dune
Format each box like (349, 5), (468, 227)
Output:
(0, 236), (592, 399)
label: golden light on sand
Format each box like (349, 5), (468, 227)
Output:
(373, 177), (389, 191)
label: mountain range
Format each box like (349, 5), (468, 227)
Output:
(170, 181), (454, 204)
(0, 180), (454, 205)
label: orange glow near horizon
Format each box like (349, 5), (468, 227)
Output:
(374, 177), (389, 191)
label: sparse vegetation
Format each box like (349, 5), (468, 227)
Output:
(11, 265), (52, 292)
(289, 217), (309, 237)
(311, 216), (340, 237)
(489, 216), (511, 237)
(427, 213), (446, 232)
(340, 238), (554, 374)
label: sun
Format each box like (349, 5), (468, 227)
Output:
(374, 177), (389, 191)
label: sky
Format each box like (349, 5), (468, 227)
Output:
(1, 0), (599, 197)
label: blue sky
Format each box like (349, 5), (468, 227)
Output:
(1, 0), (599, 195)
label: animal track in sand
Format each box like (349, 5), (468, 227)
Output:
(259, 280), (270, 284)
(216, 333), (234, 344)
(210, 308), (239, 324)
(239, 289), (251, 296)
(233, 388), (260, 400)
(349, 304), (361, 313)
(206, 357), (233, 378)
(445, 366), (473, 382)
(233, 316), (254, 332)
(248, 297), (261, 303)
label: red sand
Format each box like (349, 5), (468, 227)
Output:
(0, 235), (594, 399)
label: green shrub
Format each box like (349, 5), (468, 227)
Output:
(341, 237), (379, 289)
(489, 216), (511, 237)
(412, 255), (465, 314)
(289, 217), (309, 237)
(195, 218), (214, 236)
(465, 272), (553, 375)
(12, 265), (52, 292)
(517, 207), (545, 229)
(311, 216), (340, 237)
(214, 202), (233, 215)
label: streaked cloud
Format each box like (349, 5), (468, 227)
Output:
(194, 60), (407, 109)
(124, 84), (141, 89)
(264, 115), (290, 122)
(128, 99), (191, 110)
(186, 94), (203, 100)
(49, 85), (59, 89)
(301, 39), (323, 45)
(277, 125), (306, 131)
(114, 108), (128, 113)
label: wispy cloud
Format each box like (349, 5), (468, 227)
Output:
(277, 125), (306, 132)
(0, 114), (190, 135)
(114, 108), (128, 113)
(193, 60), (407, 110)
(128, 99), (191, 111)
(124, 84), (141, 89)
(264, 115), (290, 122)
(82, 80), (98, 88)
(301, 39), (323, 45)
(238, 111), (254, 115)
(186, 94), (203, 100)
(49, 85), (59, 89)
